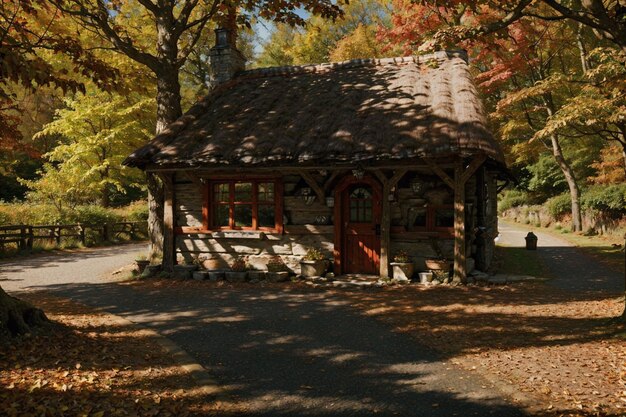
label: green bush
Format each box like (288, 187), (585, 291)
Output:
(545, 193), (571, 218)
(70, 205), (122, 225)
(498, 190), (529, 213)
(119, 200), (148, 222)
(581, 184), (626, 215)
(0, 201), (146, 226)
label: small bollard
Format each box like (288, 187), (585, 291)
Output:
(525, 232), (538, 250)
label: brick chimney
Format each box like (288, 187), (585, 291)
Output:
(208, 26), (246, 87)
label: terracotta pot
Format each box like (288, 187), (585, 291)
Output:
(424, 259), (451, 271)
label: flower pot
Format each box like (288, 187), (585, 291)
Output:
(425, 259), (451, 271)
(267, 271), (289, 282)
(225, 271), (247, 283)
(173, 264), (198, 279)
(390, 262), (414, 281)
(247, 271), (267, 281)
(208, 270), (225, 281)
(193, 271), (210, 281)
(135, 260), (150, 274)
(141, 264), (161, 278)
(300, 260), (327, 277)
(418, 271), (433, 284)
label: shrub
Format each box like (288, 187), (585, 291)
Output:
(581, 184), (626, 215)
(230, 256), (248, 272)
(302, 248), (326, 261)
(70, 205), (122, 225)
(498, 190), (529, 213)
(115, 200), (148, 222)
(545, 193), (571, 218)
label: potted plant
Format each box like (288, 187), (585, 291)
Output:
(424, 257), (451, 271)
(135, 255), (150, 274)
(425, 237), (452, 272)
(173, 257), (199, 279)
(266, 256), (289, 282)
(225, 256), (248, 283)
(300, 248), (328, 277)
(390, 250), (414, 282)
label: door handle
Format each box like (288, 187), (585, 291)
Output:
(375, 224), (381, 235)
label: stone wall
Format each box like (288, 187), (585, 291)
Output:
(172, 170), (497, 275)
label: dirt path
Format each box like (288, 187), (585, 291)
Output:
(497, 221), (624, 295)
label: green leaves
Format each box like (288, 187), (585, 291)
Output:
(23, 91), (155, 210)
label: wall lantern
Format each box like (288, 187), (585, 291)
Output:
(411, 181), (425, 195)
(352, 167), (365, 180)
(325, 196), (335, 207)
(300, 187), (316, 205)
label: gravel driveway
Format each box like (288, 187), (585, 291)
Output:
(2, 244), (527, 416)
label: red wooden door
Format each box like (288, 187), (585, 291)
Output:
(342, 184), (381, 274)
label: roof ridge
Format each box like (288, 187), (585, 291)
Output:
(240, 50), (468, 80)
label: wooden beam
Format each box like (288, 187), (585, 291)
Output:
(183, 172), (203, 187)
(374, 169), (408, 279)
(323, 170), (345, 193)
(452, 161), (466, 284)
(460, 153), (487, 184)
(423, 158), (454, 189)
(297, 170), (325, 203)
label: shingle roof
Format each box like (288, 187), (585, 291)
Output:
(124, 51), (505, 169)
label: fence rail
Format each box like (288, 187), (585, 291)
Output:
(0, 221), (147, 252)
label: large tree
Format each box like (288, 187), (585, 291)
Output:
(0, 0), (115, 336)
(52, 0), (346, 267)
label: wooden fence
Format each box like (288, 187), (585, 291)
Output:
(0, 221), (147, 252)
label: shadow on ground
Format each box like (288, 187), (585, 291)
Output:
(13, 276), (624, 417)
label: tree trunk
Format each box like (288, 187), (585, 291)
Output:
(549, 134), (583, 232)
(0, 285), (47, 338)
(543, 94), (583, 232)
(147, 16), (183, 262)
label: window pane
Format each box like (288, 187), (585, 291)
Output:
(234, 204), (252, 227)
(235, 182), (252, 201)
(215, 204), (229, 227)
(258, 182), (274, 202)
(258, 204), (275, 227)
(435, 208), (454, 227)
(350, 187), (372, 199)
(412, 208), (427, 227)
(214, 183), (229, 202)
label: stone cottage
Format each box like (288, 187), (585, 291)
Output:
(124, 28), (509, 282)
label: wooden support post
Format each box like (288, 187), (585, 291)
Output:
(161, 173), (175, 272)
(26, 226), (33, 251)
(374, 169), (407, 279)
(79, 225), (86, 245)
(453, 161), (466, 284)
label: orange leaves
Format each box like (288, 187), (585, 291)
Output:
(0, 294), (210, 417)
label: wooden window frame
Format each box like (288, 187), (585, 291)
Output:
(205, 178), (283, 233)
(408, 204), (454, 236)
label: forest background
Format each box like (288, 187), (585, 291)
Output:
(1, 0), (625, 237)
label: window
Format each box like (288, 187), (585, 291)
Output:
(349, 187), (373, 222)
(210, 179), (281, 231)
(410, 204), (454, 234)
